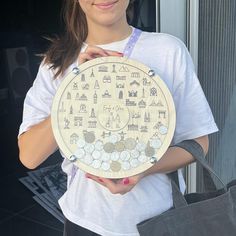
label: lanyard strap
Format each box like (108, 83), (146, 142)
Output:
(123, 28), (142, 57)
(69, 164), (78, 186)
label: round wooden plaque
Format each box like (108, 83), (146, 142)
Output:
(51, 56), (176, 178)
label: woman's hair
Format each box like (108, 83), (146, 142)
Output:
(44, 0), (135, 78)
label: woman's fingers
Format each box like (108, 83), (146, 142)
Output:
(78, 45), (123, 64)
(85, 45), (109, 57)
(85, 173), (124, 192)
(97, 177), (134, 195)
(105, 50), (123, 57)
(79, 45), (108, 64)
(78, 53), (94, 64)
(85, 173), (138, 195)
(85, 173), (106, 186)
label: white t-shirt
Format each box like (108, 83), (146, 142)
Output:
(19, 29), (218, 236)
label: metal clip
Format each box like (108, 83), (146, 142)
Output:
(72, 67), (80, 75)
(148, 70), (155, 77)
(150, 156), (157, 164)
(69, 155), (78, 162)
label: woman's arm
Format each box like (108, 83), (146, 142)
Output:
(18, 116), (58, 169)
(143, 135), (209, 177)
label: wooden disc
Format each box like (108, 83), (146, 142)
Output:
(51, 56), (176, 178)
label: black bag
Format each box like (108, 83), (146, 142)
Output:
(137, 140), (236, 236)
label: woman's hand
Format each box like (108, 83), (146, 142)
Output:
(78, 45), (123, 64)
(85, 173), (145, 195)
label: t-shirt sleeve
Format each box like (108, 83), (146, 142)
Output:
(171, 41), (218, 144)
(18, 62), (56, 137)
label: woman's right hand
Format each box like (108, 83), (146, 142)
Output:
(78, 45), (123, 64)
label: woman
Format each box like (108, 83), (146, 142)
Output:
(18, 0), (218, 235)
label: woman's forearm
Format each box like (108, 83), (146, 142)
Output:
(18, 116), (58, 169)
(143, 135), (209, 176)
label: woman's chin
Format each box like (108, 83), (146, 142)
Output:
(92, 16), (122, 27)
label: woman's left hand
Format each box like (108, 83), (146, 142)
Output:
(85, 173), (145, 195)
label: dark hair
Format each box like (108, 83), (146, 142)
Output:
(44, 0), (135, 78)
